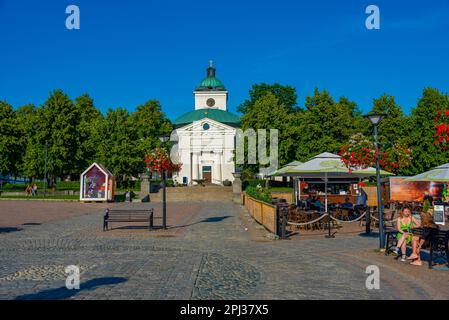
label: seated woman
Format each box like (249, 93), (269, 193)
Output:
(393, 207), (420, 262)
(341, 197), (353, 209)
(408, 209), (439, 266)
(314, 197), (323, 212)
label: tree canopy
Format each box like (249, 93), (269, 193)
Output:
(2, 84), (449, 183)
(0, 90), (172, 185)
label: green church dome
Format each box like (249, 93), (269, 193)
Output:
(195, 61), (226, 91)
(174, 109), (240, 128)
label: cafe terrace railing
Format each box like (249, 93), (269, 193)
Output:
(241, 193), (278, 235)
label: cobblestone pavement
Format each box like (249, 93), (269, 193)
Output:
(0, 200), (448, 300)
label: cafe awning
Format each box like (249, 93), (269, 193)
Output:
(403, 163), (449, 182)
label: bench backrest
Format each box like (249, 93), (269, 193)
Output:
(106, 209), (153, 218)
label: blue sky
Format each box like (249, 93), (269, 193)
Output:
(0, 0), (448, 120)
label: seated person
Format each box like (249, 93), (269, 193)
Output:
(393, 207), (420, 262)
(340, 197), (353, 209)
(305, 194), (313, 205)
(314, 197), (324, 212)
(408, 209), (439, 266)
(423, 191), (434, 206)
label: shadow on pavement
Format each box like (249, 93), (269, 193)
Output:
(0, 227), (23, 234)
(201, 216), (232, 223)
(104, 216), (233, 232)
(14, 277), (128, 300)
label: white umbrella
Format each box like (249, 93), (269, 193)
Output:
(403, 163), (449, 182)
(267, 161), (303, 177)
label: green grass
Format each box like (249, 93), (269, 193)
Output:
(0, 195), (79, 200)
(1, 181), (80, 192)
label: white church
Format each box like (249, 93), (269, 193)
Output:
(172, 62), (240, 186)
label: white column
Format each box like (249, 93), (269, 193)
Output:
(193, 152), (200, 181)
(214, 152), (222, 184)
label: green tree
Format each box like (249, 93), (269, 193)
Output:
(238, 83), (298, 114)
(239, 89), (299, 176)
(96, 108), (141, 183)
(407, 87), (449, 175)
(296, 89), (362, 161)
(13, 104), (38, 179)
(0, 101), (22, 176)
(369, 94), (409, 147)
(74, 94), (103, 174)
(21, 90), (80, 185)
(129, 100), (173, 164)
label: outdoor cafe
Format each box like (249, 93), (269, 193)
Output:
(268, 154), (449, 268)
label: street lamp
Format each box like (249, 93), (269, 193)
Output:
(364, 113), (386, 249)
(159, 135), (170, 229)
(43, 144), (48, 198)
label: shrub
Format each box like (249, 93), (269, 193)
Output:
(245, 185), (272, 203)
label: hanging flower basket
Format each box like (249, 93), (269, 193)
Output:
(339, 133), (377, 172)
(339, 133), (412, 174)
(145, 148), (181, 173)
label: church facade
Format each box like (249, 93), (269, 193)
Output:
(172, 63), (240, 185)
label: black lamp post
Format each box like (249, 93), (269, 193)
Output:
(159, 135), (170, 229)
(364, 113), (386, 249)
(43, 144), (48, 198)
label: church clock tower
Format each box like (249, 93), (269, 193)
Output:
(194, 61), (228, 111)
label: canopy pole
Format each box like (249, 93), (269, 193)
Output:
(325, 172), (328, 213)
(295, 178), (299, 206)
(325, 172), (335, 238)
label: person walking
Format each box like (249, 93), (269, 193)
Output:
(32, 183), (38, 196)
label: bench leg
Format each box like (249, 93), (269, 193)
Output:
(429, 246), (433, 269)
(385, 233), (390, 255)
(445, 242), (449, 268)
(149, 212), (154, 230)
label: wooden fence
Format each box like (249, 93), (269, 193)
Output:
(242, 193), (278, 235)
(271, 191), (294, 204)
(362, 186), (388, 207)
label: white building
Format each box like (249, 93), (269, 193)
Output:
(172, 62), (240, 185)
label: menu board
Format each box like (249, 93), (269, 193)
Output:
(433, 205), (446, 226)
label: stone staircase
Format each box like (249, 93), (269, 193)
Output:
(146, 185), (233, 202)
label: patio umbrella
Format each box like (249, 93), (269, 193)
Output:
(267, 160), (303, 177)
(403, 163), (449, 182)
(352, 167), (394, 177)
(285, 152), (393, 212)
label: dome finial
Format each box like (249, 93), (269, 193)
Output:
(206, 61), (216, 78)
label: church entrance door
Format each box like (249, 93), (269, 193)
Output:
(202, 166), (212, 184)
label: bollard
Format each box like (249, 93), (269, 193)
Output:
(366, 206), (371, 235)
(281, 207), (287, 239)
(149, 209), (154, 230)
(325, 211), (335, 238)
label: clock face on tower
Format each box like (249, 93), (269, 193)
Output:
(206, 98), (215, 107)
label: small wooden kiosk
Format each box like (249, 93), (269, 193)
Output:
(80, 163), (115, 202)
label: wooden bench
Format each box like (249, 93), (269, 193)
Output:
(103, 208), (154, 231)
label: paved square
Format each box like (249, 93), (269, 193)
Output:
(0, 199), (448, 300)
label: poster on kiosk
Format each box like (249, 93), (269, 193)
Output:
(80, 163), (115, 202)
